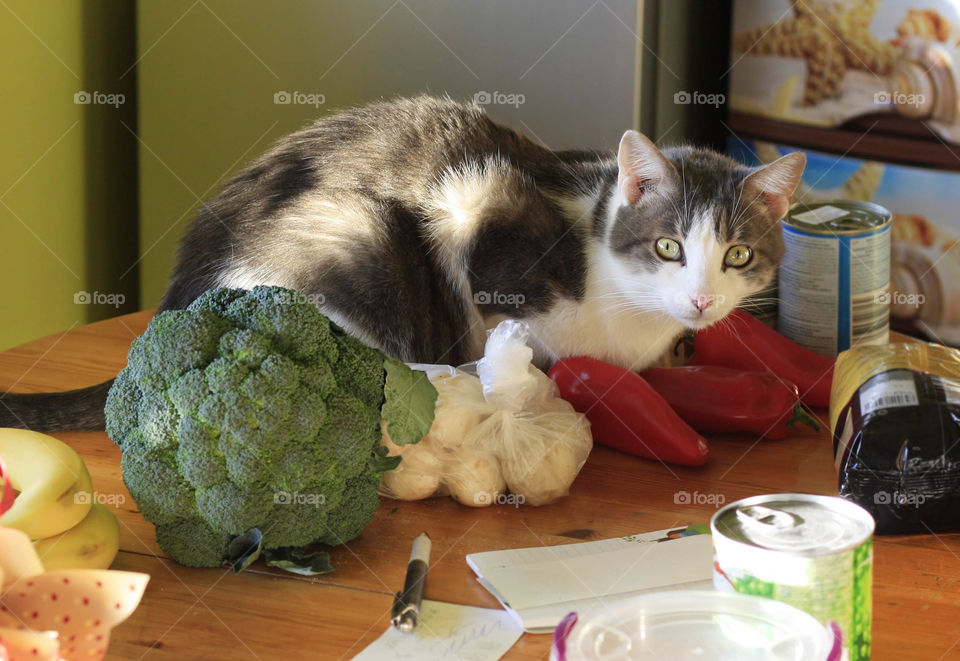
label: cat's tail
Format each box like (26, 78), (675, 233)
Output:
(0, 380), (112, 432)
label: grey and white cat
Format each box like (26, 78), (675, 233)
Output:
(0, 96), (805, 431)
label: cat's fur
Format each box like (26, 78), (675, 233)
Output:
(0, 96), (805, 431)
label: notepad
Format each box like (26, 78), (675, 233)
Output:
(466, 525), (714, 633)
(352, 600), (523, 661)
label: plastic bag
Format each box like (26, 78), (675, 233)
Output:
(380, 320), (592, 507)
(831, 341), (960, 533)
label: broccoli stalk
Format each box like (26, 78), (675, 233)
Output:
(105, 286), (437, 571)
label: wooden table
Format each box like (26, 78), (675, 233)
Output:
(2, 311), (959, 660)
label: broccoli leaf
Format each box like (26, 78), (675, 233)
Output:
(263, 547), (334, 576)
(369, 444), (402, 473)
(381, 358), (437, 446)
(225, 528), (263, 573)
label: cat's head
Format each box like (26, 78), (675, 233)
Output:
(603, 130), (805, 329)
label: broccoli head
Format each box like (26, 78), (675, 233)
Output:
(105, 286), (437, 569)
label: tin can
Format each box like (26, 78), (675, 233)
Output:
(779, 200), (892, 357)
(711, 494), (875, 661)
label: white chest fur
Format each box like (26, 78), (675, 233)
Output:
(525, 298), (684, 370)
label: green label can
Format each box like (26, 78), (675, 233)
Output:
(779, 200), (892, 357)
(711, 494), (875, 661)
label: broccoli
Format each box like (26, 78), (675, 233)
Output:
(105, 286), (437, 570)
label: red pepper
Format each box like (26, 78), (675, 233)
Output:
(688, 310), (835, 408)
(548, 357), (709, 466)
(640, 366), (820, 439)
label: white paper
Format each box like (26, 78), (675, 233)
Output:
(791, 205), (849, 225)
(352, 600), (523, 661)
(467, 527), (714, 632)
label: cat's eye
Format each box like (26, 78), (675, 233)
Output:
(655, 238), (682, 261)
(724, 244), (752, 268)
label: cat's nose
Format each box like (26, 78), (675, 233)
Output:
(691, 295), (713, 312)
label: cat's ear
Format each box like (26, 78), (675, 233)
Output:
(617, 130), (678, 205)
(741, 152), (806, 221)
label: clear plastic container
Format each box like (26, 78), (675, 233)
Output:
(550, 590), (840, 661)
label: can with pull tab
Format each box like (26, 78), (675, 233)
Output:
(712, 494), (875, 661)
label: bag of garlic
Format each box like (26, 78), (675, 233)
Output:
(379, 320), (593, 507)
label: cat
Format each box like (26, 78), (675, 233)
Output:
(0, 96), (805, 431)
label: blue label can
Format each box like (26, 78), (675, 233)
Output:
(779, 200), (892, 357)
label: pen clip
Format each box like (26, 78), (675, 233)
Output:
(391, 591), (406, 624)
(391, 592), (419, 632)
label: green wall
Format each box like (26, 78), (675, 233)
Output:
(0, 0), (138, 351)
(136, 0), (341, 307)
(135, 0), (641, 307)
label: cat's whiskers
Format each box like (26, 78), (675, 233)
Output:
(713, 314), (735, 336)
(680, 156), (689, 231)
(604, 302), (668, 317)
(739, 296), (783, 309)
(592, 292), (665, 308)
(656, 188), (685, 235)
(590, 296), (663, 306)
(588, 287), (664, 305)
(589, 276), (657, 291)
(729, 180), (750, 234)
(603, 306), (675, 331)
(741, 295), (783, 302)
(730, 180), (770, 235)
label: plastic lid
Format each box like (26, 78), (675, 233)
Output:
(551, 590), (838, 661)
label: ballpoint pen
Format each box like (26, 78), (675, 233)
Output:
(391, 531), (431, 633)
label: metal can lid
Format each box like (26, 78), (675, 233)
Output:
(784, 199), (891, 235)
(711, 494), (875, 555)
(550, 590), (837, 661)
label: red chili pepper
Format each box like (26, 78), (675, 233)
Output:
(640, 366), (820, 439)
(548, 357), (709, 466)
(688, 310), (835, 408)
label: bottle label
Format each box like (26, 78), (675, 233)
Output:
(858, 374), (919, 415)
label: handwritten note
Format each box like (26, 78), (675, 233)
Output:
(352, 600), (523, 661)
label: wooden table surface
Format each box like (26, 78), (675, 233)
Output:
(2, 311), (960, 660)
